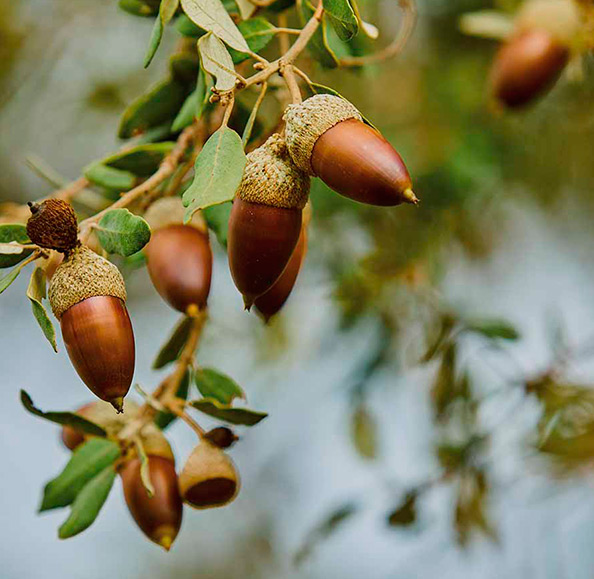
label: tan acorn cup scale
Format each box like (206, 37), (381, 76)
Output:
(228, 133), (310, 308)
(144, 197), (213, 314)
(489, 0), (581, 108)
(283, 94), (418, 207)
(27, 199), (135, 412)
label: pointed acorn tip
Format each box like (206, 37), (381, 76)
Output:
(158, 535), (173, 552)
(154, 525), (176, 551)
(186, 303), (200, 318)
(403, 189), (419, 206)
(243, 296), (254, 311)
(110, 397), (124, 414)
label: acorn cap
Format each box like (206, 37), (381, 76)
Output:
(48, 244), (127, 320)
(144, 197), (207, 233)
(26, 199), (79, 252)
(178, 441), (240, 509)
(515, 0), (581, 47)
(283, 95), (363, 175)
(238, 134), (310, 210)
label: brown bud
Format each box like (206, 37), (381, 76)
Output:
(254, 227), (307, 322)
(144, 224), (212, 314)
(26, 199), (79, 252)
(121, 456), (183, 550)
(284, 95), (417, 207)
(203, 427), (238, 449)
(228, 134), (308, 307)
(50, 245), (134, 412)
(490, 29), (569, 109)
(178, 441), (240, 509)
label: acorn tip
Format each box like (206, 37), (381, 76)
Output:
(243, 296), (254, 311)
(403, 188), (419, 206)
(110, 397), (124, 413)
(158, 535), (173, 552)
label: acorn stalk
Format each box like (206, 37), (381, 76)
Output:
(228, 134), (310, 308)
(283, 95), (417, 207)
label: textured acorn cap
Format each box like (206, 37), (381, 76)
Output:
(178, 441), (240, 509)
(238, 134), (310, 210)
(515, 0), (581, 46)
(144, 197), (207, 233)
(26, 199), (79, 252)
(48, 244), (127, 320)
(283, 95), (363, 175)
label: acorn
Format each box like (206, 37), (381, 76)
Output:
(283, 95), (417, 207)
(26, 199), (79, 252)
(49, 245), (135, 412)
(121, 455), (183, 550)
(178, 441), (240, 509)
(489, 0), (580, 108)
(254, 226), (307, 323)
(228, 134), (310, 308)
(203, 426), (238, 449)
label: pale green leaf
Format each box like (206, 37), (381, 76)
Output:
(0, 224), (32, 268)
(182, 126), (246, 219)
(95, 209), (151, 257)
(58, 466), (117, 539)
(180, 0), (250, 52)
(350, 403), (377, 459)
(198, 33), (237, 92)
(135, 438), (155, 497)
(84, 162), (137, 191)
(202, 201), (231, 248)
(194, 367), (245, 405)
(40, 438), (120, 512)
(26, 267), (57, 352)
(0, 266), (22, 294)
(229, 18), (276, 64)
(235, 0), (256, 20)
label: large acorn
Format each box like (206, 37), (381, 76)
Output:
(283, 94), (417, 207)
(489, 0), (581, 108)
(228, 134), (310, 308)
(27, 200), (135, 412)
(144, 198), (212, 314)
(178, 440), (240, 509)
(254, 226), (307, 323)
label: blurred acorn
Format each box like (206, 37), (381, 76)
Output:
(283, 95), (417, 207)
(228, 134), (309, 308)
(203, 427), (238, 449)
(121, 455), (183, 550)
(178, 441), (240, 509)
(490, 0), (581, 108)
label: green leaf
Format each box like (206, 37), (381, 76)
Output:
(95, 209), (151, 257)
(118, 78), (187, 139)
(135, 438), (155, 497)
(154, 370), (191, 429)
(145, 0), (180, 68)
(0, 224), (32, 268)
(323, 0), (358, 41)
(169, 50), (200, 85)
(97, 143), (176, 177)
(194, 367), (245, 405)
(180, 0), (250, 52)
(152, 315), (194, 369)
(183, 126), (246, 219)
(300, 0), (339, 68)
(26, 267), (57, 352)
(228, 18), (276, 64)
(190, 398), (267, 425)
(176, 13), (207, 37)
(198, 33), (237, 92)
(58, 465), (117, 539)
(350, 403), (377, 459)
(0, 266), (23, 294)
(119, 0), (159, 17)
(234, 0), (256, 20)
(202, 202), (231, 248)
(20, 390), (106, 436)
(465, 318), (519, 341)
(40, 438), (120, 512)
(84, 163), (137, 191)
(171, 70), (208, 131)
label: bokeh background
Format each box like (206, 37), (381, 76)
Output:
(3, 0), (594, 577)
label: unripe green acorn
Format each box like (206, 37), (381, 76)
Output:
(178, 441), (240, 509)
(26, 199), (79, 253)
(283, 95), (417, 207)
(254, 226), (307, 323)
(121, 455), (183, 551)
(228, 134), (309, 308)
(48, 245), (135, 412)
(144, 224), (213, 314)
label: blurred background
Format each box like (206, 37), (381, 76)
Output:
(3, 0), (594, 577)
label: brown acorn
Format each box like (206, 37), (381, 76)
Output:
(283, 95), (417, 207)
(203, 427), (238, 449)
(26, 199), (79, 253)
(228, 134), (310, 308)
(254, 226), (307, 323)
(144, 224), (212, 314)
(48, 244), (135, 412)
(178, 441), (240, 509)
(121, 455), (183, 550)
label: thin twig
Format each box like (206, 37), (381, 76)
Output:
(280, 64), (302, 103)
